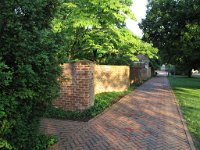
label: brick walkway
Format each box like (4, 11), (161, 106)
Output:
(41, 77), (194, 150)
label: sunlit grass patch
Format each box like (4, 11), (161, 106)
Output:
(168, 76), (200, 149)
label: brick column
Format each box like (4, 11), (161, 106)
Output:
(53, 60), (94, 111)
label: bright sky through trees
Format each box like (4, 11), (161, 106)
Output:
(126, 0), (148, 37)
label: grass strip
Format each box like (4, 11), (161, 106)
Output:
(168, 76), (200, 149)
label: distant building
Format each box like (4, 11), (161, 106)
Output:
(135, 54), (150, 69)
(160, 64), (166, 71)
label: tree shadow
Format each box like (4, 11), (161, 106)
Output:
(41, 77), (191, 150)
(94, 65), (130, 94)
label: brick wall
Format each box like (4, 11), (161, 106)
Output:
(141, 68), (147, 80)
(130, 67), (140, 84)
(54, 61), (151, 111)
(130, 64), (144, 84)
(130, 64), (152, 84)
(147, 67), (152, 78)
(53, 60), (94, 111)
(94, 65), (130, 94)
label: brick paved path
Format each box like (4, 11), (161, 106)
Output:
(41, 77), (194, 150)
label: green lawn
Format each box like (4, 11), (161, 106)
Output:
(168, 76), (200, 149)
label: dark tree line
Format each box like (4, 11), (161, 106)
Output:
(140, 0), (200, 77)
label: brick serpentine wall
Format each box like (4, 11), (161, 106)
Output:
(53, 61), (151, 111)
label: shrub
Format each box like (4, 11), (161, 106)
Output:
(44, 86), (135, 121)
(0, 1), (61, 149)
(175, 65), (188, 75)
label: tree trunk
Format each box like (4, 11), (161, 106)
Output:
(93, 49), (97, 63)
(188, 68), (192, 78)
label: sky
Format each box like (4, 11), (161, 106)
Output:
(126, 0), (148, 37)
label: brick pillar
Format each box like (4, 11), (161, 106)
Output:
(130, 63), (145, 84)
(53, 60), (94, 111)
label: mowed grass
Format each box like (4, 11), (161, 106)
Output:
(168, 76), (200, 149)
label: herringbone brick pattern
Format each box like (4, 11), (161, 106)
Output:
(41, 77), (192, 150)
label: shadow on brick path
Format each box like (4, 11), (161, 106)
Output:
(41, 77), (194, 150)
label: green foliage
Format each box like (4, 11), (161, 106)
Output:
(174, 65), (188, 76)
(140, 0), (200, 77)
(52, 0), (158, 64)
(168, 76), (200, 149)
(44, 86), (135, 121)
(34, 135), (58, 150)
(149, 57), (161, 70)
(0, 0), (61, 149)
(166, 64), (175, 74)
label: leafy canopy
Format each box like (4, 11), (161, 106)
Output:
(52, 0), (158, 64)
(140, 0), (200, 76)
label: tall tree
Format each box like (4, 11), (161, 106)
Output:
(140, 0), (200, 77)
(52, 0), (158, 64)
